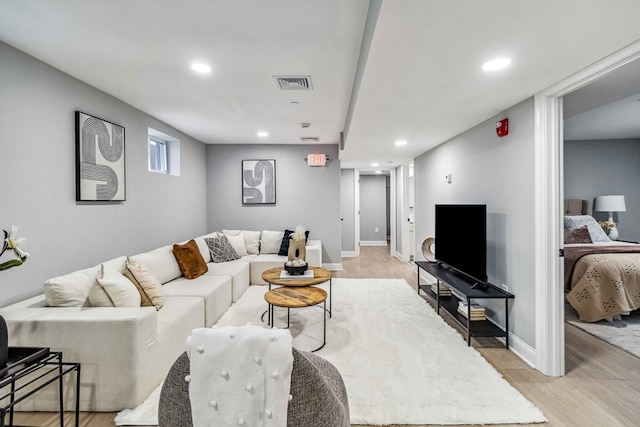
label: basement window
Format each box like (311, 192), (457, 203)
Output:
(148, 128), (180, 176)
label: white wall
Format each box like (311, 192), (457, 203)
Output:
(205, 144), (342, 267)
(564, 138), (640, 242)
(414, 97), (536, 347)
(0, 42), (208, 306)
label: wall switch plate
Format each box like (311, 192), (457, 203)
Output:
(375, 227), (379, 232)
(445, 173), (452, 184)
(501, 283), (508, 292)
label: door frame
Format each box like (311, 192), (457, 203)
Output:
(534, 41), (640, 377)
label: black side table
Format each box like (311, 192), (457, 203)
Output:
(1, 347), (81, 427)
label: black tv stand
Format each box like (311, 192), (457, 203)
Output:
(416, 261), (514, 348)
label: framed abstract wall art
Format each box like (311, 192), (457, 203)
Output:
(242, 159), (276, 204)
(75, 111), (126, 201)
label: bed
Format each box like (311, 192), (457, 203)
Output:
(563, 200), (640, 322)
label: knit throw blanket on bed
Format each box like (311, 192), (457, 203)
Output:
(186, 326), (293, 427)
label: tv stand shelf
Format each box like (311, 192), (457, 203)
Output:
(416, 261), (514, 348)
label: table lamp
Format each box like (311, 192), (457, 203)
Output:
(594, 195), (626, 240)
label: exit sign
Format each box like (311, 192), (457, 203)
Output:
(306, 153), (328, 167)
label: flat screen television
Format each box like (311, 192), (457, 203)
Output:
(435, 204), (487, 288)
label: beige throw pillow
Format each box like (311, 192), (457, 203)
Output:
(89, 265), (141, 307)
(223, 230), (261, 254)
(43, 266), (99, 307)
(124, 259), (164, 310)
(224, 232), (248, 256)
(260, 230), (284, 254)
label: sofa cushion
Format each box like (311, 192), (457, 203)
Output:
(162, 275), (232, 327)
(43, 265), (99, 307)
(205, 235), (240, 263)
(206, 257), (252, 302)
(89, 265), (141, 307)
(124, 259), (164, 310)
(224, 232), (248, 256)
(130, 245), (182, 284)
(260, 230), (283, 254)
(172, 240), (208, 279)
(222, 230), (261, 254)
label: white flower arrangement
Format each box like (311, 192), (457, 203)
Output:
(1, 225), (29, 271)
(291, 225), (306, 241)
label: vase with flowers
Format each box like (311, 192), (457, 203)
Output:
(1, 225), (29, 367)
(598, 220), (618, 240)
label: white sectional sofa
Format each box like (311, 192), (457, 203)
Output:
(0, 230), (322, 412)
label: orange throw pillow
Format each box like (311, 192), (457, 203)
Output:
(172, 239), (208, 279)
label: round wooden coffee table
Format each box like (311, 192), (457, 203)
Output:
(261, 266), (333, 317)
(264, 286), (327, 352)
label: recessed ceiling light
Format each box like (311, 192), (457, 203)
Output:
(371, 162), (379, 167)
(257, 131), (268, 138)
(395, 140), (407, 146)
(482, 58), (511, 71)
(191, 63), (211, 73)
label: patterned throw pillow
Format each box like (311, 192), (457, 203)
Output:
(564, 215), (610, 243)
(205, 235), (241, 263)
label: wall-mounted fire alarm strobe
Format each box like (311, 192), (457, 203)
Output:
(496, 118), (509, 137)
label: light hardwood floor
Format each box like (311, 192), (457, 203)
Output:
(11, 246), (640, 426)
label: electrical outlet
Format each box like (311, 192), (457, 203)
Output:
(501, 283), (508, 292)
(375, 227), (379, 233)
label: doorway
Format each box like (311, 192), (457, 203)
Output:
(534, 41), (640, 377)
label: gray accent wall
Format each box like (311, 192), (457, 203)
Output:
(0, 42), (208, 306)
(564, 138), (640, 243)
(206, 144), (341, 266)
(359, 175), (387, 242)
(414, 97), (536, 347)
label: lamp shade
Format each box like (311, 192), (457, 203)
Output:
(594, 195), (626, 213)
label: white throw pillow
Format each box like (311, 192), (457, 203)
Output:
(260, 230), (284, 254)
(43, 266), (99, 307)
(89, 266), (141, 307)
(223, 229), (261, 254)
(224, 232), (248, 256)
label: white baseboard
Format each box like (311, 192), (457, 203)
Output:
(416, 268), (536, 368)
(495, 332), (536, 368)
(360, 241), (388, 246)
(341, 251), (357, 258)
(323, 263), (343, 271)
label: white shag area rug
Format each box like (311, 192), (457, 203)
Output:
(565, 303), (640, 358)
(116, 278), (546, 425)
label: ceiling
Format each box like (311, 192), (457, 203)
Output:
(1, 0), (639, 172)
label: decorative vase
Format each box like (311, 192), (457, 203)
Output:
(0, 314), (8, 367)
(608, 227), (619, 241)
(287, 239), (306, 263)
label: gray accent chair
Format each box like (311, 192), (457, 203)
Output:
(158, 347), (350, 427)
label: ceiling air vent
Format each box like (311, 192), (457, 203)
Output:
(274, 75), (312, 90)
(301, 137), (319, 142)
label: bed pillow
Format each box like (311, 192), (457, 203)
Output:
(564, 226), (593, 244)
(205, 235), (241, 263)
(124, 259), (164, 310)
(89, 265), (141, 307)
(564, 215), (611, 243)
(172, 239), (208, 279)
(260, 230), (284, 254)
